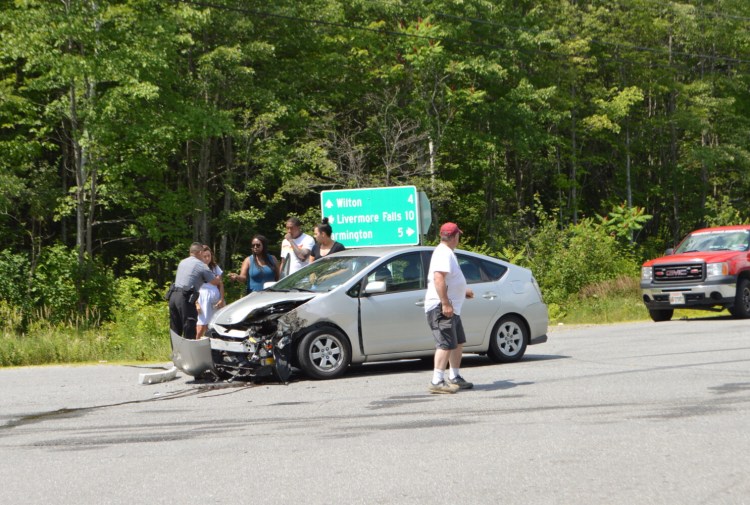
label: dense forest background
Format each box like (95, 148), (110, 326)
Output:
(2, 0), (750, 330)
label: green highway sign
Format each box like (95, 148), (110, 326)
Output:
(320, 186), (421, 247)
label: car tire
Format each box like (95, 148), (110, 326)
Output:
(297, 327), (351, 380)
(648, 309), (673, 322)
(213, 367), (236, 381)
(729, 278), (750, 318)
(418, 356), (435, 369)
(209, 351), (237, 381)
(487, 315), (528, 363)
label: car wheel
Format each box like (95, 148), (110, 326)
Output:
(211, 367), (235, 381)
(297, 327), (351, 380)
(418, 356), (435, 369)
(487, 315), (528, 363)
(648, 309), (673, 322)
(210, 351), (237, 381)
(730, 278), (750, 318)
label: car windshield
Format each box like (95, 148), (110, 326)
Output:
(675, 230), (750, 253)
(268, 255), (378, 293)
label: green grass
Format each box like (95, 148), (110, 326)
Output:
(556, 275), (730, 325)
(0, 300), (172, 367)
(0, 325), (172, 367)
(0, 277), (733, 367)
(557, 294), (650, 324)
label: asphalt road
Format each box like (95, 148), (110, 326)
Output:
(1, 317), (749, 505)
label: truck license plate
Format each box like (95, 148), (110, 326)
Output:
(669, 292), (685, 305)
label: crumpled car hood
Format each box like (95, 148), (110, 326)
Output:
(212, 290), (317, 326)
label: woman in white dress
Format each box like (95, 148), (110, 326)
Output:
(196, 245), (225, 338)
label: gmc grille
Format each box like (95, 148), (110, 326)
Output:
(653, 263), (704, 282)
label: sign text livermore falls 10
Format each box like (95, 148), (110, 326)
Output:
(320, 186), (421, 247)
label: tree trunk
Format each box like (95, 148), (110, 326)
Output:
(220, 134), (234, 268)
(70, 83), (87, 265)
(195, 135), (211, 242)
(668, 34), (680, 243)
(700, 131), (708, 228)
(570, 83), (578, 225)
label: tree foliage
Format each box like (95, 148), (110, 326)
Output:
(2, 0), (750, 324)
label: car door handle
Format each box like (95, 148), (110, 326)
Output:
(482, 292), (498, 300)
(416, 299), (425, 307)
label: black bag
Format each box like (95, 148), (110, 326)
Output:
(164, 283), (175, 301)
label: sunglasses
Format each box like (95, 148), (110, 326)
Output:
(251, 243), (263, 248)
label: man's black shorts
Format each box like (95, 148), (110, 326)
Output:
(426, 304), (466, 350)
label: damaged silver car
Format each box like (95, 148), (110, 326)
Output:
(171, 246), (548, 381)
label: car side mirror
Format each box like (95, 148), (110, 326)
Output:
(364, 280), (387, 294)
(664, 248), (674, 256)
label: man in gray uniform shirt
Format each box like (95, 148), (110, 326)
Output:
(169, 242), (221, 339)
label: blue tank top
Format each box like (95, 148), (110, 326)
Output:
(248, 255), (276, 293)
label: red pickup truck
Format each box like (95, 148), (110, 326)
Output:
(640, 225), (750, 321)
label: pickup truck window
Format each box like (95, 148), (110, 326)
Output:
(675, 230), (750, 253)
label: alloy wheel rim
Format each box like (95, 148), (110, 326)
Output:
(310, 336), (341, 369)
(498, 323), (521, 355)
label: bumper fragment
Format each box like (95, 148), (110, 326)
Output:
(170, 330), (216, 378)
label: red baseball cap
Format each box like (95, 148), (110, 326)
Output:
(439, 222), (463, 237)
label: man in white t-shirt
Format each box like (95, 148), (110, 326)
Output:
(424, 222), (475, 394)
(279, 217), (315, 277)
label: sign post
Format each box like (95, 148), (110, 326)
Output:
(320, 186), (421, 247)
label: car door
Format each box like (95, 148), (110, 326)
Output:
(358, 252), (433, 355)
(455, 253), (506, 347)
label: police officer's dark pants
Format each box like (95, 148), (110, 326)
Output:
(169, 289), (198, 339)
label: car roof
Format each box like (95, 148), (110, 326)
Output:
(330, 245), (435, 258)
(327, 245), (510, 265)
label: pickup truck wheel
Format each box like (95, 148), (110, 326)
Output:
(730, 278), (750, 318)
(648, 309), (673, 322)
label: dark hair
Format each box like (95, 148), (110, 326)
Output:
(286, 217), (302, 228)
(201, 245), (217, 270)
(251, 234), (269, 256)
(315, 217), (333, 237)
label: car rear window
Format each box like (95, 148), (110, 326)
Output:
(457, 255), (508, 283)
(481, 260), (508, 281)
